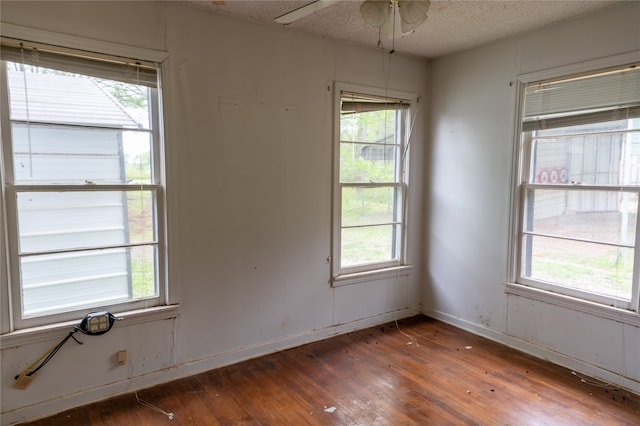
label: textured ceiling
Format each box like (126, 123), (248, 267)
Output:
(184, 0), (622, 58)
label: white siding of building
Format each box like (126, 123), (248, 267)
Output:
(7, 70), (140, 316)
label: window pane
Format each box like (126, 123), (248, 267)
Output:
(526, 189), (637, 244)
(126, 190), (156, 243)
(519, 65), (640, 307)
(342, 186), (398, 227)
(7, 64), (150, 129)
(340, 142), (398, 183)
(17, 191), (155, 253)
(11, 124), (152, 184)
(341, 225), (399, 267)
(337, 89), (410, 274)
(523, 235), (632, 301)
(130, 245), (157, 299)
(124, 132), (153, 184)
(3, 50), (162, 325)
(340, 109), (397, 144)
(535, 118), (640, 138)
(531, 125), (640, 186)
(21, 245), (157, 317)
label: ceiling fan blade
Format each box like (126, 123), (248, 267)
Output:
(275, 0), (341, 25)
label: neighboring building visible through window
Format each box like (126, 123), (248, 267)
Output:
(0, 40), (165, 329)
(515, 63), (640, 310)
(333, 84), (414, 279)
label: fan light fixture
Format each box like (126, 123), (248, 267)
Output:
(360, 0), (430, 39)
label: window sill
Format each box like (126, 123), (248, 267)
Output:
(333, 265), (413, 287)
(505, 282), (640, 327)
(0, 304), (180, 349)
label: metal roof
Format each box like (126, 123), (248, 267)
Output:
(7, 70), (142, 128)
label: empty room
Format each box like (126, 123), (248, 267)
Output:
(0, 1), (639, 424)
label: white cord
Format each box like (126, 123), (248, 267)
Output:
(395, 319), (419, 347)
(571, 371), (620, 389)
(135, 391), (175, 421)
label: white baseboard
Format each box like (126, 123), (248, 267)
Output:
(422, 307), (640, 396)
(3, 306), (421, 425)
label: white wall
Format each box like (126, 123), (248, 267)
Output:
(426, 1), (640, 393)
(0, 2), (428, 423)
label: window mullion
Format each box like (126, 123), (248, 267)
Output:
(522, 229), (635, 249)
(20, 241), (158, 257)
(342, 222), (402, 230)
(340, 182), (402, 188)
(10, 119), (152, 133)
(524, 183), (640, 192)
(11, 184), (159, 192)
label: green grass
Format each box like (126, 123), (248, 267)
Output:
(341, 225), (395, 267)
(528, 212), (635, 300)
(126, 191), (155, 242)
(531, 249), (632, 299)
(131, 257), (156, 299)
(124, 190), (156, 299)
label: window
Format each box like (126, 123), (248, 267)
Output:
(514, 61), (640, 311)
(333, 84), (414, 279)
(0, 38), (165, 329)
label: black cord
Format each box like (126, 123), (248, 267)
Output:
(15, 312), (120, 382)
(24, 328), (83, 377)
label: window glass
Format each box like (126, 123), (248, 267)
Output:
(530, 121), (638, 186)
(1, 45), (162, 325)
(525, 189), (637, 244)
(16, 190), (155, 252)
(523, 235), (632, 301)
(518, 64), (640, 308)
(336, 89), (410, 274)
(341, 225), (400, 268)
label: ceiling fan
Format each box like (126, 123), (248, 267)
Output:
(276, 0), (431, 38)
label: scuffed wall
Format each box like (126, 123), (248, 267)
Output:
(0, 1), (428, 423)
(426, 1), (640, 394)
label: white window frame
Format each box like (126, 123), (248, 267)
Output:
(0, 147), (9, 335)
(507, 51), (640, 318)
(0, 24), (172, 332)
(332, 82), (416, 284)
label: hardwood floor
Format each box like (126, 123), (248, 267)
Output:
(20, 316), (640, 425)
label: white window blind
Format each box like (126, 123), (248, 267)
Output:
(341, 93), (409, 114)
(523, 65), (640, 131)
(0, 39), (158, 87)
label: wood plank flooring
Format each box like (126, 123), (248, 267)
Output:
(20, 315), (640, 425)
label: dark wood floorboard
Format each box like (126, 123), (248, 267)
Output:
(18, 315), (640, 425)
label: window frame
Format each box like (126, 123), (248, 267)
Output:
(331, 82), (416, 283)
(508, 51), (640, 315)
(0, 25), (170, 332)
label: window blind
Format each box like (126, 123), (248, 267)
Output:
(341, 92), (409, 114)
(522, 65), (640, 132)
(0, 39), (158, 87)
(522, 105), (640, 132)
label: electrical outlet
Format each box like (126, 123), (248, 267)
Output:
(117, 350), (127, 365)
(14, 372), (37, 389)
(86, 312), (111, 334)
